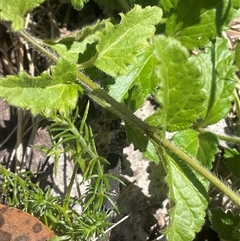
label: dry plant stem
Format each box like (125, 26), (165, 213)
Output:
(21, 27), (38, 170)
(93, 214), (131, 241)
(0, 125), (17, 148)
(15, 109), (24, 172)
(23, 117), (40, 170)
(15, 37), (25, 173)
(21, 30), (240, 208)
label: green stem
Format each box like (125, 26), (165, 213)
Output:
(19, 30), (58, 63)
(76, 71), (156, 135)
(77, 71), (240, 207)
(198, 127), (240, 144)
(150, 132), (240, 207)
(21, 31), (240, 208)
(77, 53), (98, 69)
(118, 0), (132, 11)
(202, 40), (216, 127)
(234, 89), (240, 120)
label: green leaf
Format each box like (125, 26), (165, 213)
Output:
(233, 0), (240, 8)
(0, 59), (82, 117)
(193, 38), (236, 126)
(142, 140), (160, 163)
(164, 154), (209, 241)
(224, 148), (240, 178)
(162, 0), (235, 48)
(153, 35), (206, 131)
(160, 0), (175, 13)
(209, 209), (240, 241)
(44, 20), (107, 63)
(108, 46), (159, 111)
(125, 124), (160, 163)
(172, 130), (219, 169)
(125, 124), (148, 152)
(0, 0), (44, 31)
(95, 5), (162, 77)
(163, 130), (218, 240)
(71, 0), (88, 10)
(163, 130), (218, 241)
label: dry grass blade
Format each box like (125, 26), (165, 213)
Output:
(223, 17), (240, 49)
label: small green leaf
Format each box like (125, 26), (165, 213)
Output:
(71, 0), (88, 10)
(0, 0), (44, 31)
(0, 59), (82, 117)
(224, 148), (240, 178)
(153, 35), (206, 131)
(194, 38), (236, 126)
(160, 0), (175, 13)
(209, 209), (240, 241)
(44, 21), (107, 63)
(108, 46), (159, 111)
(172, 130), (219, 169)
(124, 123), (159, 163)
(162, 0), (236, 48)
(142, 140), (160, 163)
(95, 5), (162, 77)
(125, 124), (148, 152)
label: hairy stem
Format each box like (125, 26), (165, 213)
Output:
(21, 30), (240, 207)
(76, 71), (156, 135)
(77, 72), (240, 207)
(151, 132), (240, 207)
(19, 30), (58, 63)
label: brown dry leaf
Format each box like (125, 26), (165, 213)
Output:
(223, 17), (240, 49)
(0, 204), (56, 241)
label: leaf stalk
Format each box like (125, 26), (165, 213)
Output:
(19, 30), (58, 64)
(197, 127), (240, 144)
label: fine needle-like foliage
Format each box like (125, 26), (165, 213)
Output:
(0, 0), (240, 240)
